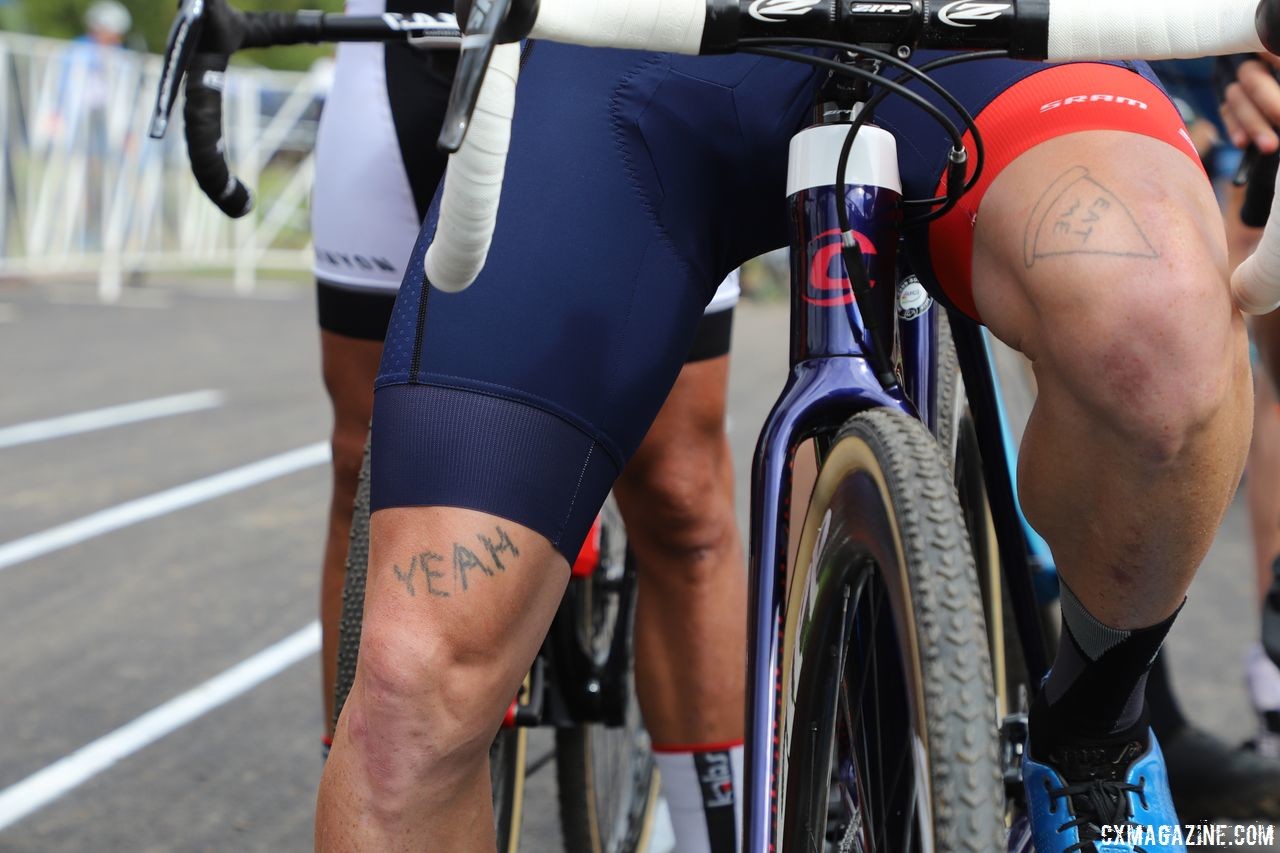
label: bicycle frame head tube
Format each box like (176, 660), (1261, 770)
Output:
(787, 106), (902, 367)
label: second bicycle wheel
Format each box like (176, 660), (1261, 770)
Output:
(934, 313), (1030, 721)
(778, 408), (1003, 852)
(555, 495), (660, 853)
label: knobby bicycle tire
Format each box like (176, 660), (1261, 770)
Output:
(934, 311), (963, 469)
(332, 440), (370, 728)
(332, 437), (527, 853)
(934, 312), (1030, 720)
(554, 496), (659, 853)
(780, 409), (1003, 851)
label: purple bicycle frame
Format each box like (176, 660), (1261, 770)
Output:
(740, 107), (938, 850)
(739, 96), (1050, 848)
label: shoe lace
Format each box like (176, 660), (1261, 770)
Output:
(1047, 775), (1149, 853)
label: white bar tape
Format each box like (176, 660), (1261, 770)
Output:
(1047, 0), (1263, 61)
(1232, 174), (1280, 315)
(423, 43), (521, 293)
(530, 0), (705, 53)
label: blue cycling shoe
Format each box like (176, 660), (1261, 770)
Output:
(1024, 730), (1185, 852)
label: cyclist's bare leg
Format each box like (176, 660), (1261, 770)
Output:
(613, 354), (746, 746)
(1225, 184), (1264, 273)
(1221, 182), (1280, 601)
(1253, 203), (1280, 601)
(1249, 352), (1280, 602)
(318, 330), (381, 740)
(971, 131), (1251, 631)
(1246, 363), (1280, 745)
(315, 508), (568, 850)
(1249, 279), (1280, 743)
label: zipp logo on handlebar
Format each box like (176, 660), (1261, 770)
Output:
(848, 3), (912, 13)
(748, 0), (824, 24)
(381, 11), (459, 32)
(937, 1), (1012, 28)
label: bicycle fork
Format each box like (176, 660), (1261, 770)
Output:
(743, 97), (913, 850)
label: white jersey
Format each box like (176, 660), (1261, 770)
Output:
(310, 0), (740, 312)
(312, 0), (420, 291)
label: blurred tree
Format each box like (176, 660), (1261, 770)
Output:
(13, 0), (343, 69)
(0, 0), (24, 32)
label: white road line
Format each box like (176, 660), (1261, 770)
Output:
(0, 622), (321, 831)
(46, 290), (173, 310)
(0, 442), (330, 573)
(0, 391), (226, 450)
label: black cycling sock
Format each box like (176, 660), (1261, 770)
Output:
(1145, 650), (1189, 740)
(1263, 554), (1280, 668)
(1030, 581), (1182, 757)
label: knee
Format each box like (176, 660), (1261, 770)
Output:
(617, 440), (736, 569)
(329, 423), (367, 504)
(1044, 256), (1248, 464)
(342, 618), (503, 813)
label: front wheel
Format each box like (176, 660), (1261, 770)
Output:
(779, 409), (1003, 851)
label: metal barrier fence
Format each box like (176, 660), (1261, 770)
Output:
(0, 31), (325, 299)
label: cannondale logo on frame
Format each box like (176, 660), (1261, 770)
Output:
(748, 0), (823, 23)
(937, 1), (1011, 27)
(806, 228), (876, 306)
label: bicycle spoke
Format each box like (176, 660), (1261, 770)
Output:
(870, 582), (887, 852)
(846, 569), (879, 741)
(844, 573), (887, 851)
(837, 663), (872, 849)
(880, 707), (915, 849)
(900, 783), (917, 853)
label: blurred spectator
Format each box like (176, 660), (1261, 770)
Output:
(83, 0), (130, 46)
(1217, 54), (1280, 760)
(41, 2), (133, 143)
(40, 1), (134, 249)
(1149, 59), (1242, 180)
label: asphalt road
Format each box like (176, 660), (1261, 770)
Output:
(0, 279), (1275, 851)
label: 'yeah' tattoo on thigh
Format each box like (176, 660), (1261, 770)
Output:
(391, 526), (520, 598)
(1023, 166), (1158, 268)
